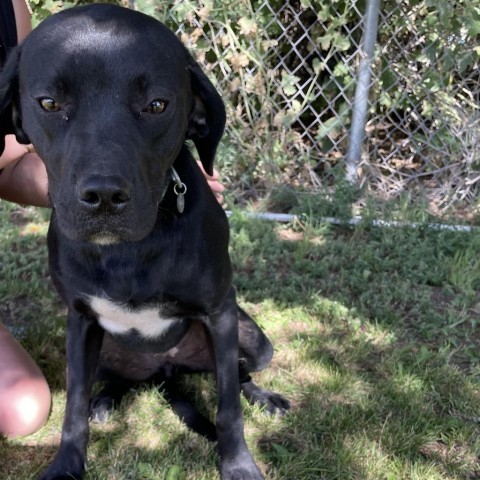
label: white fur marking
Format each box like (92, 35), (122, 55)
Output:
(88, 296), (175, 339)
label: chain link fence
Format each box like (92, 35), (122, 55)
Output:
(137, 0), (478, 217)
(151, 0), (360, 196)
(364, 0), (480, 215)
(32, 0), (480, 217)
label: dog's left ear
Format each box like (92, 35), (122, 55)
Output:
(0, 46), (30, 154)
(186, 57), (226, 176)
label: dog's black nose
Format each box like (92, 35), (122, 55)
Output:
(78, 176), (131, 211)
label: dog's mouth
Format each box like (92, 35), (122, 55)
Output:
(52, 207), (158, 245)
(88, 232), (122, 246)
(51, 169), (178, 245)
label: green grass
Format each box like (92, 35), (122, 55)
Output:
(0, 199), (479, 479)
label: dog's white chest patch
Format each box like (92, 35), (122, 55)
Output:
(88, 296), (175, 339)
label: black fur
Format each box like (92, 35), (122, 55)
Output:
(0, 5), (289, 480)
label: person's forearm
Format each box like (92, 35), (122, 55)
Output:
(0, 135), (49, 207)
(12, 0), (32, 43)
(0, 153), (50, 207)
(0, 135), (30, 170)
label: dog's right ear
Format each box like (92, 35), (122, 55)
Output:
(0, 46), (30, 155)
(186, 57), (226, 176)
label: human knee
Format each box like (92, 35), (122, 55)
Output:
(0, 375), (51, 437)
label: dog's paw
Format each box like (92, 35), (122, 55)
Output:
(89, 394), (115, 423)
(39, 475), (82, 480)
(221, 460), (264, 480)
(241, 382), (291, 415)
(255, 389), (291, 415)
(38, 466), (84, 480)
(39, 448), (86, 480)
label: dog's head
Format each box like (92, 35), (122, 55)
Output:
(0, 4), (225, 244)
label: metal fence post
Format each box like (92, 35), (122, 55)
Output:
(345, 0), (382, 182)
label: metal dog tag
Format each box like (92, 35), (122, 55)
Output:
(176, 192), (185, 214)
(171, 167), (187, 214)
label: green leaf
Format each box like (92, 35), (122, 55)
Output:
(312, 58), (322, 75)
(166, 465), (186, 480)
(271, 443), (292, 457)
(281, 73), (301, 97)
(171, 1), (194, 22)
(238, 16), (257, 36)
(380, 67), (397, 90)
(317, 6), (331, 22)
(317, 116), (342, 140)
(43, 0), (62, 13)
(459, 51), (475, 73)
(335, 36), (351, 52)
(137, 462), (156, 478)
(333, 62), (349, 77)
(467, 19), (480, 36)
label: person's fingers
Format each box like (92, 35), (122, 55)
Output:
(197, 161), (225, 203)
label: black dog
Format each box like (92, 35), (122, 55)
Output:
(0, 4), (290, 480)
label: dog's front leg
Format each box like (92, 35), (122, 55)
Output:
(205, 289), (264, 480)
(39, 308), (104, 480)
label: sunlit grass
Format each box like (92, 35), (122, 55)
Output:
(0, 200), (479, 479)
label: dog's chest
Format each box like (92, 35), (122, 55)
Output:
(88, 296), (177, 339)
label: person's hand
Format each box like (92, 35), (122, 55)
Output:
(197, 161), (225, 204)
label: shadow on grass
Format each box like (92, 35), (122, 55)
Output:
(1, 417), (219, 480)
(1, 203), (480, 479)
(1, 442), (59, 480)
(228, 215), (480, 478)
(255, 325), (480, 479)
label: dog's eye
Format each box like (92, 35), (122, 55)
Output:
(39, 97), (61, 112)
(144, 99), (167, 115)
